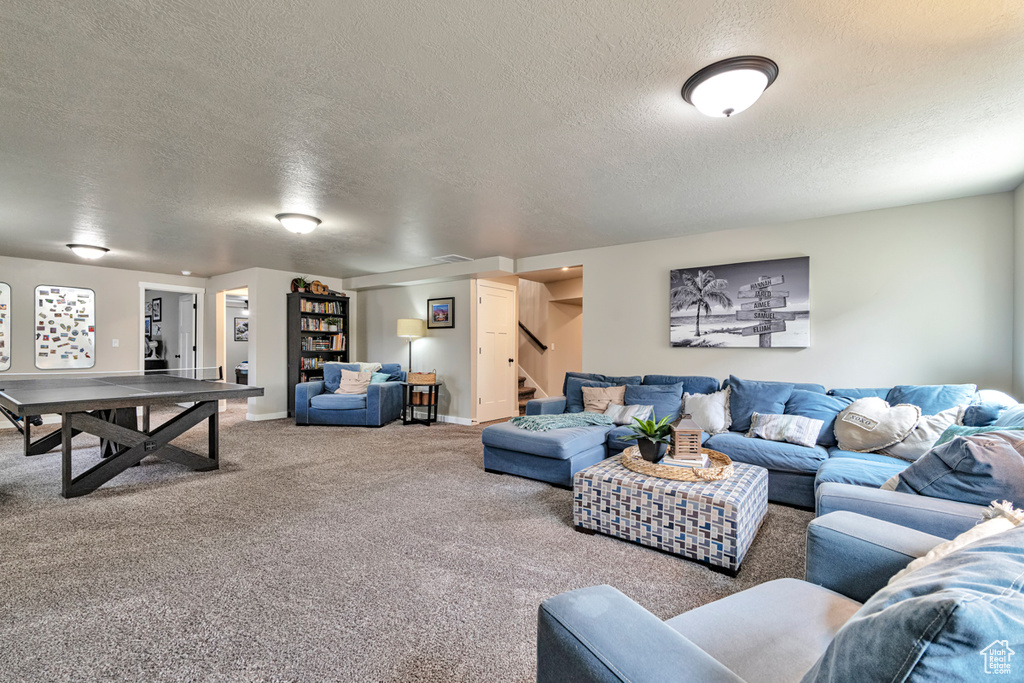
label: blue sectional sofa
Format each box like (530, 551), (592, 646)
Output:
(295, 363), (405, 427)
(481, 372), (1021, 512)
(537, 511), (1024, 682)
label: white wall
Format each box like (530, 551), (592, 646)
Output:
(1014, 181), (1024, 397)
(356, 280), (472, 420)
(517, 193), (1016, 393)
(0, 255), (204, 374)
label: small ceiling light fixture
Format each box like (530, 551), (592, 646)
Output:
(275, 213), (321, 234)
(561, 267), (570, 271)
(67, 243), (110, 260)
(181, 270), (192, 276)
(682, 56), (778, 118)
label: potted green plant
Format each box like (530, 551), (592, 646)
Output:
(324, 317), (340, 332)
(623, 415), (673, 462)
(291, 275), (310, 293)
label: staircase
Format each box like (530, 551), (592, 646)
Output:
(518, 376), (536, 415)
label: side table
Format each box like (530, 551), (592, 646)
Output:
(400, 382), (442, 426)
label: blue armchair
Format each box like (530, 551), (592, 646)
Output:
(295, 363), (405, 427)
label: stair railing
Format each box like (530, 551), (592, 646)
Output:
(518, 321), (548, 351)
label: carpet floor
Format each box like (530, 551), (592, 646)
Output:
(0, 404), (812, 682)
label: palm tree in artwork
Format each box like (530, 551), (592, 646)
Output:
(671, 270), (733, 337)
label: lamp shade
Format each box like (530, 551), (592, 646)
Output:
(397, 318), (425, 338)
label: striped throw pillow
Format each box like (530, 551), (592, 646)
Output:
(747, 412), (824, 449)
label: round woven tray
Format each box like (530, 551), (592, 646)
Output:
(620, 445), (734, 482)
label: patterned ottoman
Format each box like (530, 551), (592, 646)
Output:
(573, 455), (769, 575)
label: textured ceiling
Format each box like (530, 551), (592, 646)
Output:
(1, 0), (1023, 278)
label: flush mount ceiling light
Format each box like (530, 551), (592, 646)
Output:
(682, 56), (779, 118)
(67, 244), (109, 259)
(275, 213), (321, 234)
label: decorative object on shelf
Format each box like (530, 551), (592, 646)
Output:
(276, 213), (321, 234)
(622, 415), (674, 462)
(0, 281), (11, 371)
(681, 55), (778, 118)
(34, 285), (96, 370)
(66, 244), (109, 259)
(427, 297), (454, 329)
(323, 317), (340, 332)
(309, 280), (329, 295)
(397, 318), (425, 371)
(234, 317), (248, 342)
(151, 297), (162, 322)
(290, 276), (310, 293)
(620, 446), (734, 482)
(670, 256), (809, 349)
(671, 417), (703, 458)
(407, 370), (436, 385)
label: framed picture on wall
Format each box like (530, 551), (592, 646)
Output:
(427, 297), (454, 329)
(152, 297), (162, 322)
(145, 301), (152, 317)
(234, 317), (248, 342)
(145, 316), (152, 336)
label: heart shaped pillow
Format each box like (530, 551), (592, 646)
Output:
(835, 397), (921, 453)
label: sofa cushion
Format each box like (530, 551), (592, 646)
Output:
(880, 406), (962, 462)
(323, 362), (361, 393)
(886, 383), (976, 416)
(603, 403), (653, 426)
(561, 372), (605, 396)
(565, 378), (614, 414)
(607, 425), (635, 453)
(724, 376), (824, 394)
(827, 387), (891, 400)
(826, 447), (911, 467)
(380, 363), (403, 382)
(727, 376), (796, 433)
(962, 389), (1017, 426)
(481, 421), (612, 460)
(815, 456), (907, 489)
(310, 393), (367, 411)
(624, 383), (684, 423)
(668, 579), (860, 683)
(935, 424), (1024, 447)
(784, 390), (852, 447)
(803, 524), (1024, 682)
(993, 403), (1024, 427)
(894, 431), (1024, 506)
(748, 412), (824, 449)
(704, 431), (827, 474)
(582, 385), (626, 413)
(601, 374), (643, 387)
(642, 374), (719, 395)
(834, 398), (920, 453)
(684, 388), (731, 434)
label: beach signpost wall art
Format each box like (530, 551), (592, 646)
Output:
(670, 256), (809, 348)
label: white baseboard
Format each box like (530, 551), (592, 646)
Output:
(246, 411), (289, 422)
(436, 414), (474, 426)
(0, 415), (61, 430)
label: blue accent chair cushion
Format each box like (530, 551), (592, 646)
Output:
(784, 390), (853, 447)
(804, 523), (1024, 682)
(310, 393), (367, 410)
(323, 362), (361, 393)
(624, 382), (684, 423)
(726, 375), (796, 433)
(565, 378), (615, 414)
(642, 374), (719, 395)
(894, 432), (1024, 506)
(827, 387), (891, 400)
(885, 383), (977, 416)
(481, 422), (612, 460)
(993, 403), (1024, 427)
(704, 431), (827, 475)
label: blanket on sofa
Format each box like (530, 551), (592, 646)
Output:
(510, 413), (614, 431)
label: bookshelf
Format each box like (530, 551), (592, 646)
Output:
(286, 291), (350, 416)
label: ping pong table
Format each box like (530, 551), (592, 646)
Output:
(0, 372), (263, 497)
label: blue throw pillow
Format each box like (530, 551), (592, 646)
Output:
(827, 387), (891, 400)
(565, 378), (614, 414)
(723, 377), (825, 394)
(886, 384), (977, 416)
(642, 374), (719, 395)
(624, 383), (684, 423)
(601, 374), (642, 387)
(894, 432), (1024, 506)
(804, 523), (1024, 682)
(727, 376), (795, 433)
(322, 362), (360, 393)
(784, 390), (853, 447)
(993, 404), (1024, 428)
(379, 363), (404, 382)
(561, 372), (606, 397)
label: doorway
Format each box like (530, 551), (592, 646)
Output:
(139, 283), (204, 376)
(516, 266), (583, 400)
(223, 288), (249, 386)
(475, 280), (517, 423)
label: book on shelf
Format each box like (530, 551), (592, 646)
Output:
(298, 299), (345, 315)
(659, 451), (710, 469)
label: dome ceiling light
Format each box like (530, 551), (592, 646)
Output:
(682, 56), (779, 118)
(275, 213), (321, 234)
(67, 244), (110, 259)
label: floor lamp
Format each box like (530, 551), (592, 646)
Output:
(397, 318), (425, 371)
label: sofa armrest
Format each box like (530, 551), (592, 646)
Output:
(805, 511), (944, 603)
(527, 396), (567, 416)
(816, 482), (986, 539)
(294, 381), (325, 424)
(366, 382), (403, 426)
(538, 585), (745, 683)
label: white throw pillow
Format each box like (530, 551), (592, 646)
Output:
(357, 362), (383, 373)
(888, 501), (1024, 584)
(335, 369), (372, 394)
(604, 403), (654, 426)
(881, 406), (962, 461)
(835, 397), (920, 453)
(747, 412), (824, 449)
(684, 388), (731, 434)
(582, 385), (626, 413)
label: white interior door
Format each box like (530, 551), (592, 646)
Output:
(477, 281), (516, 422)
(178, 294), (196, 375)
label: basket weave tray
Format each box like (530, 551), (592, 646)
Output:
(620, 446), (734, 482)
